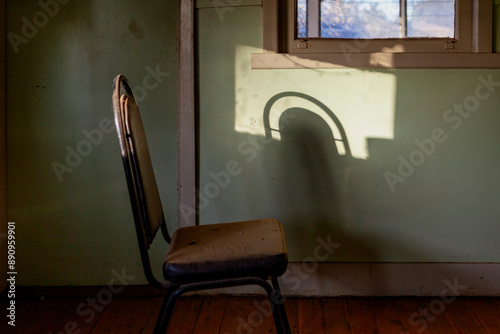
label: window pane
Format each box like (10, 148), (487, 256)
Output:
(407, 0), (455, 38)
(298, 0), (400, 39)
(321, 0), (399, 38)
(297, 0), (308, 37)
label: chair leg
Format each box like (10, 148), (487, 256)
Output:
(153, 285), (179, 334)
(153, 278), (290, 334)
(266, 288), (286, 334)
(272, 277), (291, 334)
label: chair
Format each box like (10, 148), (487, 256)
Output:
(112, 74), (291, 334)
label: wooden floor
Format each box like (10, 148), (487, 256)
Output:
(1, 295), (500, 333)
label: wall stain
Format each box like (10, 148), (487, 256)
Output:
(128, 18), (144, 40)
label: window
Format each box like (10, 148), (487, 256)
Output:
(297, 0), (456, 39)
(254, 0), (500, 68)
(285, 0), (488, 53)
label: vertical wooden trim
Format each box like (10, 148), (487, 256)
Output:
(472, 0), (493, 53)
(455, 0), (473, 52)
(494, 0), (500, 53)
(306, 0), (320, 38)
(286, 0), (295, 52)
(177, 0), (197, 227)
(263, 0), (279, 53)
(0, 0), (7, 291)
(399, 0), (407, 38)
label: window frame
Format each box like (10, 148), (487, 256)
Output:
(291, 0), (472, 53)
(254, 0), (500, 69)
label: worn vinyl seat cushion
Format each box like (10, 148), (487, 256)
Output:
(164, 219), (288, 283)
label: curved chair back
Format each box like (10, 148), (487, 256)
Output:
(112, 74), (170, 289)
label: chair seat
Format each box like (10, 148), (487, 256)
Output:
(164, 219), (288, 283)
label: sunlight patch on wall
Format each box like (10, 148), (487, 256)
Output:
(234, 44), (397, 160)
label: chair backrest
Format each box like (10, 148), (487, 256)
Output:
(112, 74), (170, 288)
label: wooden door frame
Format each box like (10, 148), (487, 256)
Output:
(177, 0), (197, 227)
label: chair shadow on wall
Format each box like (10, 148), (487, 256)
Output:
(261, 92), (420, 294)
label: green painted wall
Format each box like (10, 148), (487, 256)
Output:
(7, 0), (177, 285)
(198, 6), (500, 262)
(6, 1), (500, 286)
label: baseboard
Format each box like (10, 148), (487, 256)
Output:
(0, 285), (165, 300)
(200, 262), (500, 297)
(4, 263), (499, 299)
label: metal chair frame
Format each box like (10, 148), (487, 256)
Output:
(112, 74), (291, 334)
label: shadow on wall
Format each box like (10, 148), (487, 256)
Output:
(260, 92), (432, 266)
(262, 92), (377, 261)
(261, 92), (389, 293)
